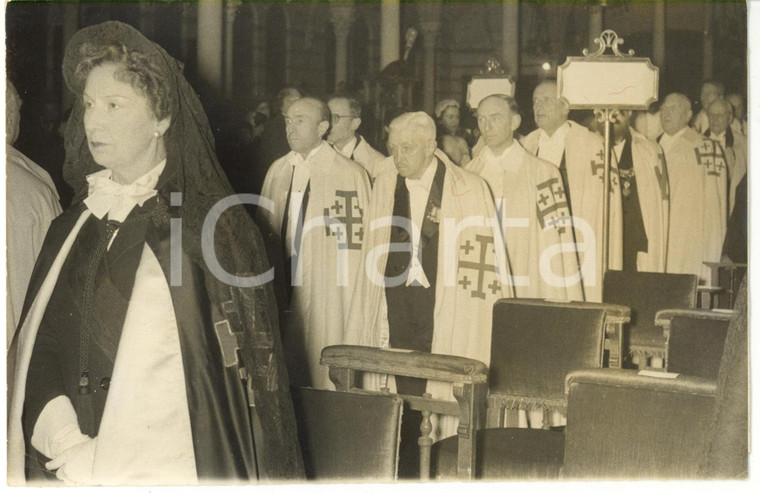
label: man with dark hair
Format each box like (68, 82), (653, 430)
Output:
(467, 94), (582, 300)
(259, 97), (370, 390)
(326, 96), (388, 180)
(659, 93), (727, 281)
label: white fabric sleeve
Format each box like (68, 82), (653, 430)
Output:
(31, 395), (90, 459)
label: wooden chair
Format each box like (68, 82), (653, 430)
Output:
(656, 309), (733, 379)
(292, 387), (403, 481)
(431, 299), (615, 480)
(320, 345), (488, 480)
(562, 369), (716, 479)
(563, 280), (747, 479)
(701, 261), (747, 309)
(602, 270), (698, 369)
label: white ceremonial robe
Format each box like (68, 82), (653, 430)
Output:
(338, 135), (392, 182)
(663, 127), (728, 282)
(260, 141), (371, 389)
(522, 121), (622, 302)
(706, 128), (747, 215)
(466, 142), (583, 300)
(613, 129), (670, 273)
(345, 150), (510, 439)
(6, 145), (62, 348)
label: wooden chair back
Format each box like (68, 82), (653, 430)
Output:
(603, 271), (698, 368)
(563, 369), (716, 479)
(320, 345), (488, 480)
(487, 299), (611, 428)
(292, 387), (403, 481)
(656, 309), (732, 379)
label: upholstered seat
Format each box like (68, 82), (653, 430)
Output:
(432, 427), (564, 480)
(292, 387), (403, 481)
(603, 270), (698, 367)
(431, 299), (610, 480)
(657, 309), (732, 378)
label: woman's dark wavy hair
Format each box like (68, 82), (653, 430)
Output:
(73, 41), (175, 121)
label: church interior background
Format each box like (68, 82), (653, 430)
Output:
(5, 0), (748, 207)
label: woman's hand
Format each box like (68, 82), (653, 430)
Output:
(45, 437), (98, 485)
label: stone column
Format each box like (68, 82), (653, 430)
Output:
(652, 0), (666, 68)
(380, 0), (400, 70)
(702, 1), (714, 80)
(502, 0), (519, 77)
(180, 3), (195, 64)
(62, 3), (80, 108)
(588, 3), (604, 51)
(224, 0), (240, 100)
(197, 0), (224, 96)
(330, 1), (355, 91)
(250, 5), (267, 98)
(418, 3), (442, 114)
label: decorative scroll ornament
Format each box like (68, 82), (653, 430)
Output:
(480, 56), (505, 76)
(583, 29), (635, 58)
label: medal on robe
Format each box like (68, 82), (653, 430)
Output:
(619, 168), (635, 198)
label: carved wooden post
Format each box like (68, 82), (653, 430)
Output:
(418, 393), (434, 480)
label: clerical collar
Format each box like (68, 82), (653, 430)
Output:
(405, 158), (437, 193)
(537, 121), (570, 166)
(483, 140), (519, 163)
(659, 126), (687, 153)
(84, 159), (166, 222)
(290, 140), (325, 165)
(337, 135), (360, 159)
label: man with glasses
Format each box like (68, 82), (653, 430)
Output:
(326, 96), (389, 182)
(259, 97), (370, 390)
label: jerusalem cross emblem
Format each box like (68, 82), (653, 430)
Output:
(536, 177), (571, 235)
(457, 234), (501, 300)
(323, 190), (364, 250)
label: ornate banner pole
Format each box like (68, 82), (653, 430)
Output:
(558, 30), (658, 294)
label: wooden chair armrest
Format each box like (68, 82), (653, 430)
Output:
(565, 368), (716, 397)
(320, 345), (488, 385)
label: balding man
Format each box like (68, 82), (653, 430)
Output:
(326, 96), (388, 181)
(347, 112), (508, 447)
(521, 80), (615, 302)
(659, 93), (727, 282)
(6, 80), (62, 348)
(705, 98), (747, 215)
(260, 97), (370, 389)
(258, 87), (302, 170)
(692, 80), (725, 134)
(467, 95), (582, 300)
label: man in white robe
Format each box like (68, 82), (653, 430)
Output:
(327, 96), (389, 181)
(6, 80), (62, 348)
(346, 112), (509, 447)
(705, 98), (747, 215)
(726, 93), (747, 136)
(660, 93), (727, 282)
(692, 80), (725, 134)
(260, 98), (371, 389)
(466, 94), (582, 300)
(610, 111), (670, 273)
(521, 80), (620, 302)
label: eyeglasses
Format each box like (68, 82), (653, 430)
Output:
(331, 114), (354, 124)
